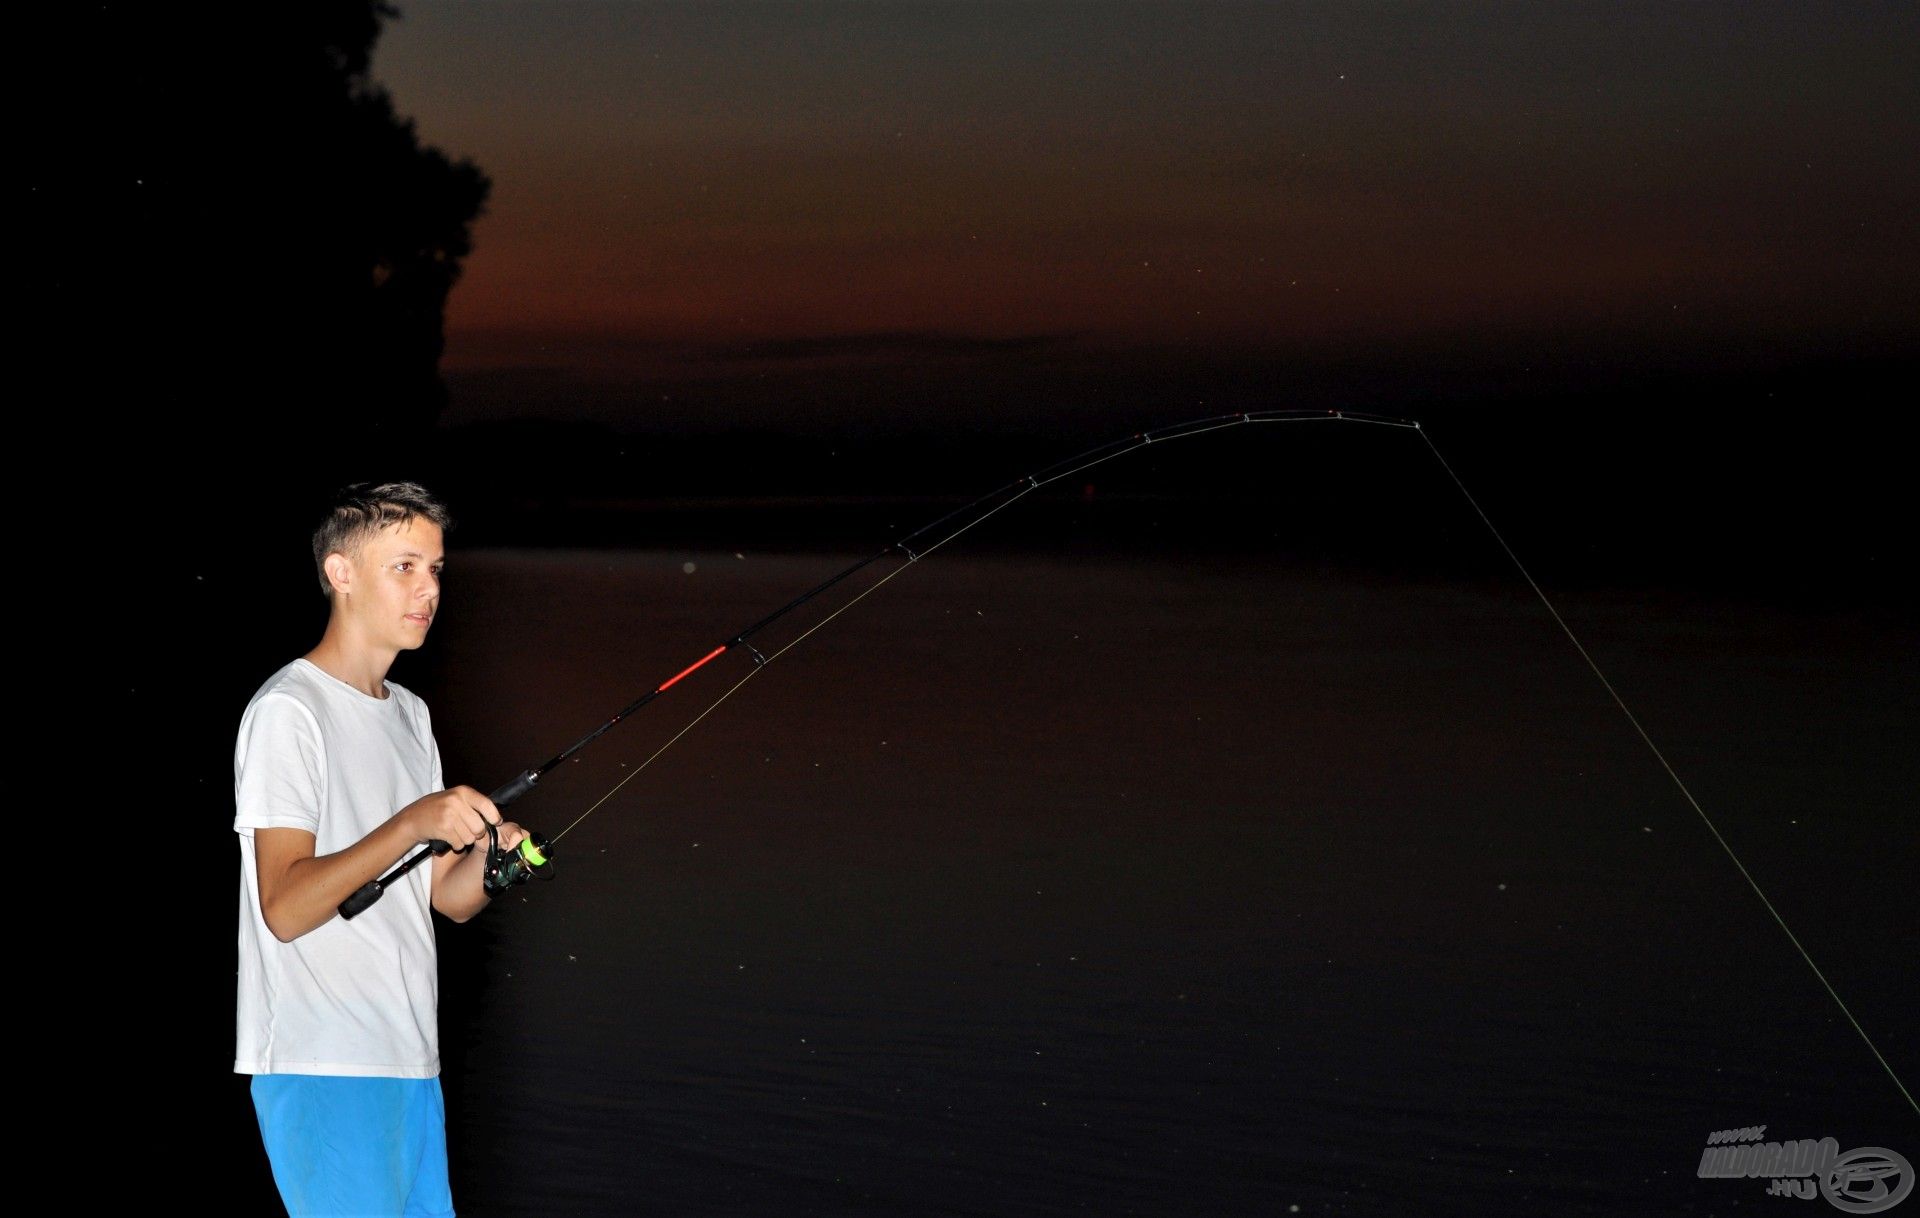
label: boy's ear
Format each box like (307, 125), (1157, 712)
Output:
(322, 552), (354, 598)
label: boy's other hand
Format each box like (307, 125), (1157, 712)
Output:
(401, 785), (503, 849)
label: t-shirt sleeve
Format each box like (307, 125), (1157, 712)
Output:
(234, 692), (327, 834)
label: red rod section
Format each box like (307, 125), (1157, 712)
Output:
(657, 645), (728, 692)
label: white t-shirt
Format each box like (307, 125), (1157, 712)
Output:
(234, 658), (444, 1078)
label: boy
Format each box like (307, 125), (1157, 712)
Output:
(234, 481), (525, 1217)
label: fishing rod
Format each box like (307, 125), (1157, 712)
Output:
(338, 408), (1411, 920)
(338, 404), (1916, 1117)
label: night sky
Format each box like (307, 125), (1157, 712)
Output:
(368, 2), (1916, 436)
(35, 1), (1916, 581)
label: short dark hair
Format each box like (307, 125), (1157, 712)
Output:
(312, 481), (455, 596)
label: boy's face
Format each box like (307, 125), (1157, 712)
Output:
(333, 517), (445, 652)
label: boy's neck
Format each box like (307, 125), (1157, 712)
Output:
(304, 630), (397, 700)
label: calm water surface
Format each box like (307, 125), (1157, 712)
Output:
(411, 549), (1915, 1216)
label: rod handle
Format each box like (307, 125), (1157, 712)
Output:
(339, 842), (440, 920)
(339, 879), (384, 920)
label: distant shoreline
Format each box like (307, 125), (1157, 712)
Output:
(439, 494), (1901, 615)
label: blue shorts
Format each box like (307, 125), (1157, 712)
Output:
(250, 1075), (455, 1218)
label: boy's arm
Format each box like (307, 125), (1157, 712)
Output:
(255, 786), (504, 942)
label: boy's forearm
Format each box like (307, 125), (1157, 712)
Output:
(259, 818), (422, 942)
(432, 846), (493, 923)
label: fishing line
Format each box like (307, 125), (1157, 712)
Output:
(1418, 428), (1916, 1116)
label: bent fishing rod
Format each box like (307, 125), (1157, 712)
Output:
(338, 404), (1916, 1116)
(339, 408), (1412, 920)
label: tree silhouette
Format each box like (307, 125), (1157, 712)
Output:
(30, 1), (489, 505)
(26, 12), (491, 1207)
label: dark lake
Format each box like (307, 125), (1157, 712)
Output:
(272, 543), (1920, 1216)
